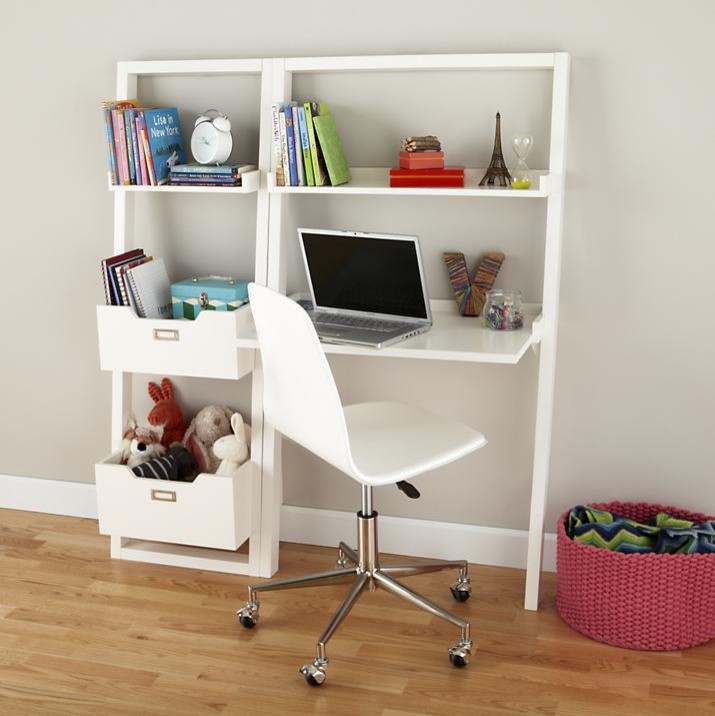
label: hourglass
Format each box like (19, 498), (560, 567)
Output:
(511, 135), (534, 190)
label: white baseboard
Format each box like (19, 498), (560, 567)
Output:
(280, 505), (556, 573)
(0, 475), (556, 572)
(0, 474), (98, 518)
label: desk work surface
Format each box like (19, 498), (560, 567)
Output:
(238, 298), (541, 365)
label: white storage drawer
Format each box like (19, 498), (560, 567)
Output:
(95, 452), (252, 550)
(96, 305), (257, 379)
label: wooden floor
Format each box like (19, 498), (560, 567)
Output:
(0, 510), (714, 715)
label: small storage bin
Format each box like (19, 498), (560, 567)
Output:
(556, 501), (715, 650)
(95, 452), (253, 550)
(96, 304), (256, 379)
(171, 276), (249, 320)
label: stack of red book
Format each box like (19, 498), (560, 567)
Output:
(389, 166), (465, 188)
(390, 149), (464, 188)
(399, 150), (444, 170)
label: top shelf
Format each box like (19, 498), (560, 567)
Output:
(285, 53), (561, 73)
(269, 168), (549, 198)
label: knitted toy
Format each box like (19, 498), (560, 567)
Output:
(120, 420), (166, 468)
(182, 404), (237, 474)
(213, 412), (251, 476)
(132, 445), (197, 482)
(147, 378), (186, 448)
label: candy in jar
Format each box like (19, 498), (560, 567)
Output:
(484, 289), (523, 331)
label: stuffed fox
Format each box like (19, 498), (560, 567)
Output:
(121, 420), (166, 468)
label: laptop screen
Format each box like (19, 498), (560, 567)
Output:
(299, 230), (429, 320)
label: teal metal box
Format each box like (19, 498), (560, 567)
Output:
(171, 276), (249, 320)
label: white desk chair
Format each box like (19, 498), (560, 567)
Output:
(238, 283), (487, 686)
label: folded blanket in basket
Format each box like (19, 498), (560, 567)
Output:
(566, 505), (715, 554)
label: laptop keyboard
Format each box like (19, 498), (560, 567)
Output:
(314, 314), (407, 333)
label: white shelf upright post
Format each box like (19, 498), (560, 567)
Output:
(258, 58), (291, 576)
(524, 52), (570, 610)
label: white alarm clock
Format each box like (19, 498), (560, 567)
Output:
(190, 109), (233, 165)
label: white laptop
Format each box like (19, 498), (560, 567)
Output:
(297, 228), (432, 349)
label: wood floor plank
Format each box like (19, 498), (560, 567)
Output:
(0, 507), (713, 716)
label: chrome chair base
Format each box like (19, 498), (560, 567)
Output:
(237, 507), (473, 685)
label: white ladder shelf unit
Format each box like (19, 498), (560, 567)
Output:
(98, 58), (277, 578)
(97, 52), (569, 610)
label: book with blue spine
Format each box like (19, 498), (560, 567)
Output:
(283, 102), (298, 186)
(296, 105), (315, 186)
(170, 162), (255, 175)
(143, 108), (187, 185)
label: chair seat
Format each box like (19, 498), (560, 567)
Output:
(343, 402), (486, 487)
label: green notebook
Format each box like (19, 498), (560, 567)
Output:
(312, 113), (351, 186)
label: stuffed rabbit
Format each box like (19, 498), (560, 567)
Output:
(182, 404), (235, 474)
(147, 378), (186, 448)
(212, 412), (251, 476)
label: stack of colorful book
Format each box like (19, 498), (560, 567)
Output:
(168, 163), (256, 187)
(389, 136), (465, 188)
(270, 101), (351, 187)
(100, 102), (187, 186)
(100, 249), (172, 319)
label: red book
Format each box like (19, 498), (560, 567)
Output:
(399, 151), (444, 170)
(389, 167), (464, 188)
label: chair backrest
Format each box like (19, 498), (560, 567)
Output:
(248, 283), (354, 476)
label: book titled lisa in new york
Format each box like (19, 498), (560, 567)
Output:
(143, 108), (186, 184)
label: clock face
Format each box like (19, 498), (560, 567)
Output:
(191, 121), (233, 165)
(191, 122), (220, 164)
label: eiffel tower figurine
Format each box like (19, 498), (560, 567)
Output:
(479, 112), (512, 187)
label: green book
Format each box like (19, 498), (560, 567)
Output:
(312, 113), (351, 187)
(303, 102), (324, 186)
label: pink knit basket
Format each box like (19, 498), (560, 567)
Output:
(556, 501), (715, 650)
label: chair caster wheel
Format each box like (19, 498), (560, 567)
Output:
(450, 576), (471, 602)
(236, 604), (258, 629)
(299, 660), (327, 686)
(239, 615), (256, 629)
(336, 555), (350, 569)
(450, 585), (471, 602)
(304, 672), (324, 687)
(450, 653), (468, 668)
(448, 641), (471, 668)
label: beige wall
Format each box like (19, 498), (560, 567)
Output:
(1, 1), (713, 532)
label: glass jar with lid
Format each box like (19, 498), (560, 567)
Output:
(484, 289), (523, 331)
